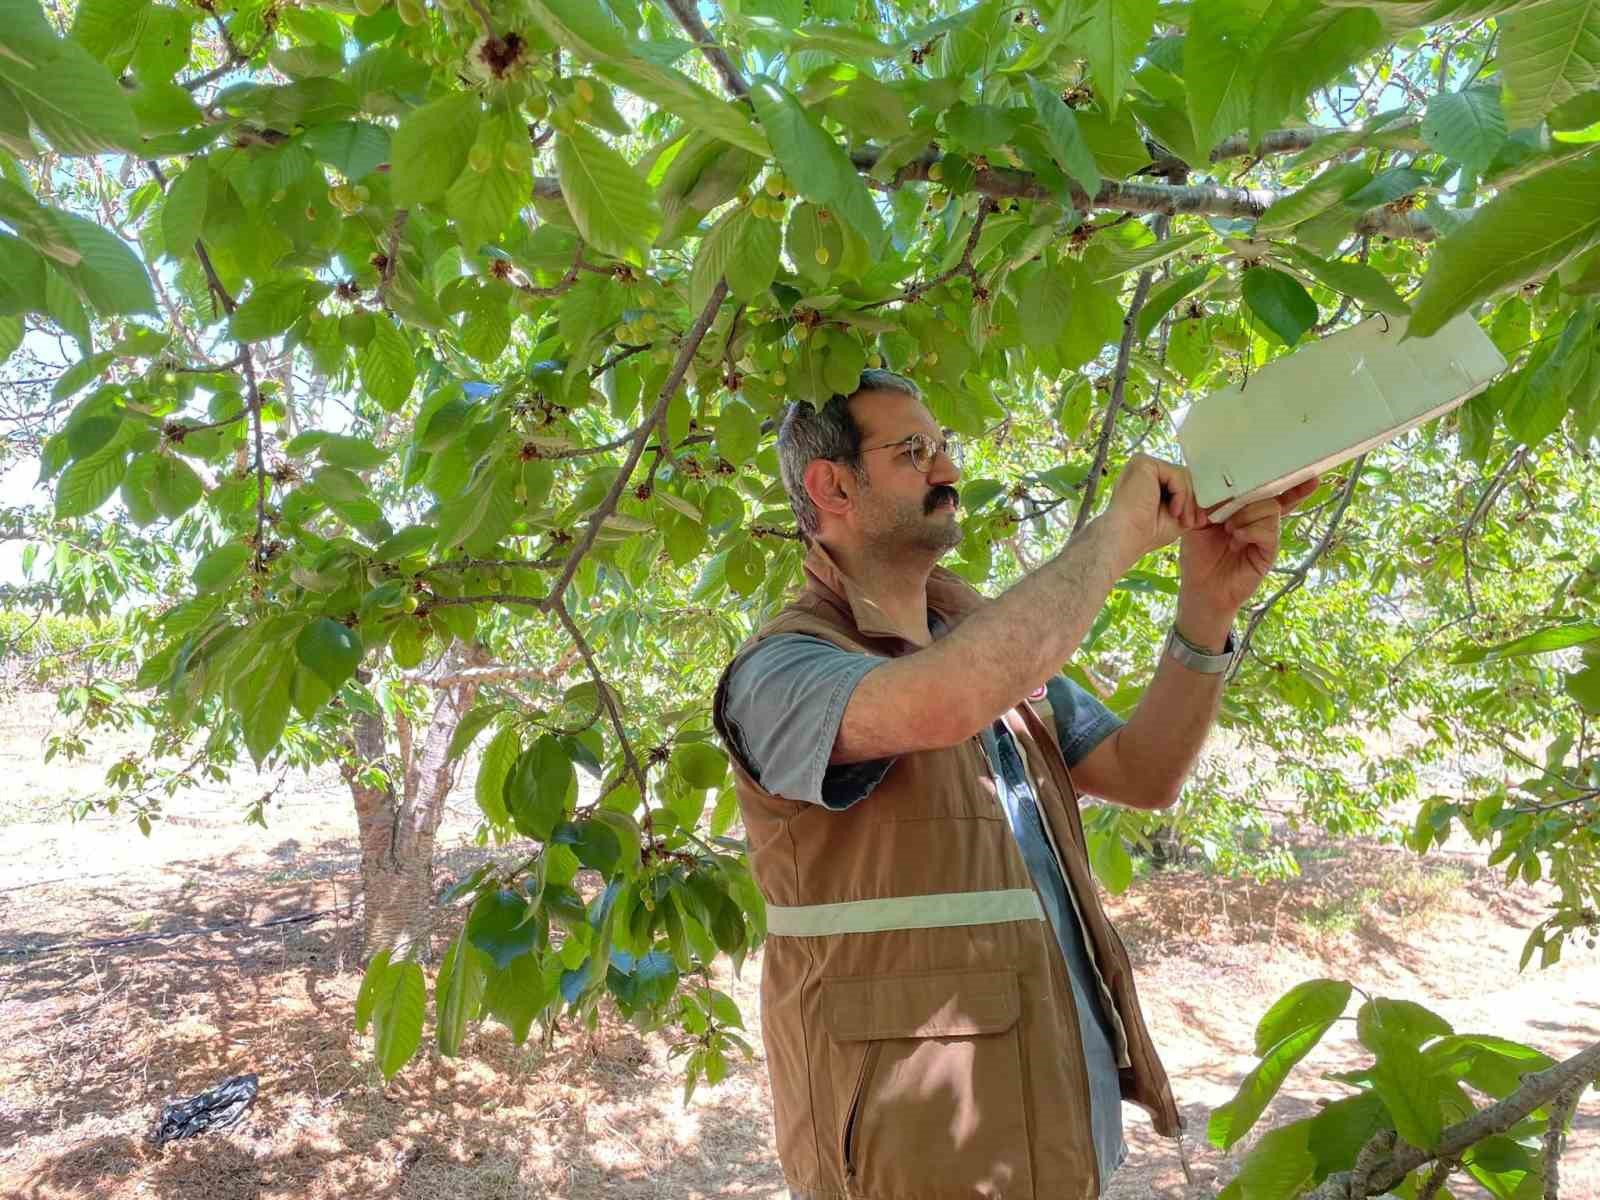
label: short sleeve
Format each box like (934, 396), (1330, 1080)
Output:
(721, 634), (895, 809)
(1044, 674), (1123, 767)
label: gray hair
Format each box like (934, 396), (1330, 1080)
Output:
(777, 369), (922, 538)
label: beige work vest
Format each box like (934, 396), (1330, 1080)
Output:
(712, 543), (1180, 1200)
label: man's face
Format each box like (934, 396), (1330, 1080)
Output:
(847, 389), (963, 556)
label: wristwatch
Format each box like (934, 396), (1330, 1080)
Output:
(1163, 625), (1236, 674)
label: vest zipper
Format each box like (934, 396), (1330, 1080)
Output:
(840, 1040), (882, 1186)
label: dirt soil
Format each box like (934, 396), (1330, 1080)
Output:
(0, 691), (1594, 1199)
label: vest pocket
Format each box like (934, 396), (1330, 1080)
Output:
(824, 968), (1033, 1198)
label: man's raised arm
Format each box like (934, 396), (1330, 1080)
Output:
(832, 455), (1203, 765)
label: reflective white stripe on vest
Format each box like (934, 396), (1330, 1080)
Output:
(765, 888), (1045, 937)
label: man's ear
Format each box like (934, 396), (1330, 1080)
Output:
(803, 458), (855, 524)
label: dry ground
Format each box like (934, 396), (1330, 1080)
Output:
(0, 691), (1594, 1199)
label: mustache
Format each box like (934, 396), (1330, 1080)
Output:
(925, 485), (960, 514)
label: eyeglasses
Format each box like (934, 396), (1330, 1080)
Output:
(858, 431), (960, 474)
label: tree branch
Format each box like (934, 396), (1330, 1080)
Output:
(1229, 459), (1365, 681)
(1307, 1039), (1600, 1199)
(659, 0), (749, 98)
(540, 280), (731, 611)
(527, 147), (1436, 241)
(1074, 214), (1170, 534)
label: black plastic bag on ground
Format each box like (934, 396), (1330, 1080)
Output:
(147, 1073), (259, 1145)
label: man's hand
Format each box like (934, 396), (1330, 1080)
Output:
(1175, 478), (1323, 644)
(1100, 454), (1207, 564)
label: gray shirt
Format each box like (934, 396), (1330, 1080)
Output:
(721, 621), (1129, 1189)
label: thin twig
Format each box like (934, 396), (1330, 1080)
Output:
(1229, 459), (1365, 681)
(863, 198), (996, 310)
(551, 600), (649, 803)
(1461, 445), (1529, 620)
(1544, 1082), (1581, 1200)
(1073, 214), (1170, 534)
(518, 245), (589, 298)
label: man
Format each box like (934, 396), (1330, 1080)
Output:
(711, 370), (1316, 1200)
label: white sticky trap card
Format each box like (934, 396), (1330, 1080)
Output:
(1176, 313), (1507, 523)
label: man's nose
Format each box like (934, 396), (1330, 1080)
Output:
(929, 451), (961, 485)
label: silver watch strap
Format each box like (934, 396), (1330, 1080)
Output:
(1164, 626), (1235, 674)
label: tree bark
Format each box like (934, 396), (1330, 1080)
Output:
(342, 645), (488, 961)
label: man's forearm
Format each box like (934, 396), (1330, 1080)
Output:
(1111, 649), (1224, 809)
(929, 515), (1136, 738)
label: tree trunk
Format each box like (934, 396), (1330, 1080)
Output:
(342, 647), (487, 962)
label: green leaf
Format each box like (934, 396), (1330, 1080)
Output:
(529, 0), (768, 157)
(726, 539), (765, 596)
(1456, 620), (1600, 662)
(359, 318), (415, 412)
(1285, 247), (1411, 317)
(435, 927), (489, 1056)
(552, 819), (622, 874)
(1073, 0), (1157, 117)
(1409, 148), (1600, 337)
(354, 948), (392, 1033)
(1075, 104), (1151, 179)
(1019, 261), (1072, 351)
(1242, 267), (1319, 346)
(1422, 87), (1508, 174)
(1369, 1035), (1446, 1151)
(0, 180), (81, 266)
(161, 159), (208, 259)
(1208, 1019), (1339, 1150)
(372, 959), (425, 1079)
(390, 91), (481, 207)
(555, 125), (662, 264)
(301, 120), (390, 181)
(294, 617), (362, 692)
(1058, 257), (1124, 368)
(672, 740), (727, 789)
(1257, 163), (1372, 233)
(1253, 979), (1353, 1056)
(748, 75), (886, 254)
(1499, 0), (1600, 129)
(1137, 266), (1213, 339)
(1086, 827), (1134, 894)
(504, 735), (575, 840)
(1026, 78), (1101, 197)
(482, 952), (555, 1044)
(446, 705), (499, 764)
(1186, 0), (1269, 155)
(1356, 997), (1453, 1051)
(1305, 1091), (1391, 1179)
(239, 653), (292, 766)
(475, 726), (518, 827)
(0, 24), (140, 154)
(467, 887), (543, 969)
(193, 542), (250, 592)
(231, 278), (311, 342)
(52, 211), (156, 316)
(54, 443), (124, 517)
(1216, 1120), (1316, 1200)
(0, 80), (30, 157)
(1084, 229), (1206, 283)
(726, 207), (780, 302)
(149, 456), (203, 519)
(716, 398), (761, 465)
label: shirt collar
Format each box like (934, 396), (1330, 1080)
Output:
(801, 539), (986, 647)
